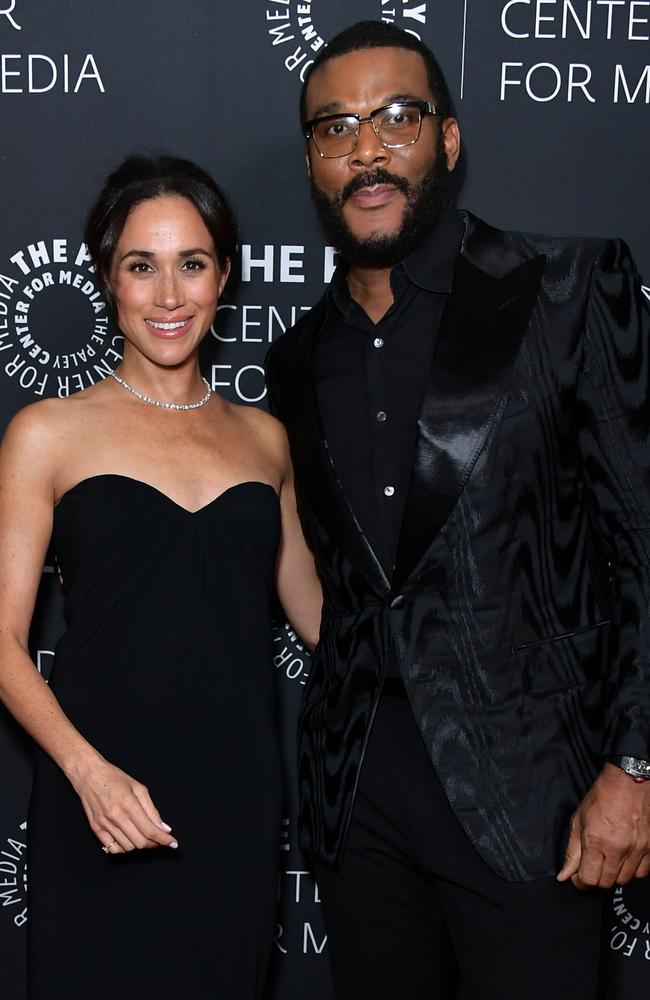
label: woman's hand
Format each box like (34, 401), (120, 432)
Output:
(69, 755), (178, 854)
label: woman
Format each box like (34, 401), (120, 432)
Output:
(0, 156), (322, 998)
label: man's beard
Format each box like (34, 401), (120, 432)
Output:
(310, 142), (450, 269)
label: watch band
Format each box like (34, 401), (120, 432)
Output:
(607, 755), (650, 782)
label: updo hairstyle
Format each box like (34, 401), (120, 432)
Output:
(84, 154), (237, 285)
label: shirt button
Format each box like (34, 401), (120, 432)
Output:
(376, 410), (387, 423)
(384, 486), (395, 497)
(373, 337), (384, 349)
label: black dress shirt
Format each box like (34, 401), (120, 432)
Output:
(314, 206), (465, 580)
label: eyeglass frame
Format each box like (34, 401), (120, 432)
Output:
(304, 99), (439, 159)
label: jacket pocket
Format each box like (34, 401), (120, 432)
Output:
(513, 619), (610, 653)
(514, 620), (611, 697)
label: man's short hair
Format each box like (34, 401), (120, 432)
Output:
(300, 20), (452, 128)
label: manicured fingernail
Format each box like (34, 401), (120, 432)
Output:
(160, 822), (172, 832)
(170, 841), (179, 849)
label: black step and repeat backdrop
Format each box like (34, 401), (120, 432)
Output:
(1, 2), (649, 997)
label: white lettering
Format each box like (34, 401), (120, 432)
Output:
(1, 53), (22, 92)
(502, 0), (530, 39)
(74, 243), (92, 268)
(614, 63), (650, 101)
(268, 23), (295, 46)
(563, 0), (592, 37)
(234, 364), (266, 403)
(74, 54), (105, 94)
(280, 245), (305, 283)
(527, 62), (563, 101)
(568, 63), (595, 100)
(303, 922), (328, 955)
(28, 54), (57, 94)
(241, 244), (274, 283)
(323, 246), (338, 283)
(402, 4), (427, 25)
(242, 305), (263, 343)
(0, 0), (21, 31)
(629, 1), (650, 39)
(597, 0), (626, 40)
(536, 0), (557, 37)
(285, 47), (309, 73)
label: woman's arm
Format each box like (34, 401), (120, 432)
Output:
(0, 404), (177, 854)
(276, 432), (322, 651)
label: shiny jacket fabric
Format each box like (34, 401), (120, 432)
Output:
(265, 212), (650, 881)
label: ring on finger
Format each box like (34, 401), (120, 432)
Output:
(101, 838), (117, 854)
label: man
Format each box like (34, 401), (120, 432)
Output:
(265, 20), (650, 1000)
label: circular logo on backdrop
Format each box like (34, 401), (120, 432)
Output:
(273, 620), (311, 688)
(0, 821), (28, 930)
(0, 236), (123, 399)
(609, 884), (650, 963)
(264, 2), (429, 82)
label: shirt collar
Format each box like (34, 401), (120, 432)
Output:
(330, 204), (464, 316)
(399, 204), (465, 293)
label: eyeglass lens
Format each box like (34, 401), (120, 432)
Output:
(312, 104), (423, 157)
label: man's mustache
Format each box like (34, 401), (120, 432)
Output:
(340, 169), (411, 205)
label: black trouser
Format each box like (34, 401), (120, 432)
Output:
(314, 689), (605, 1000)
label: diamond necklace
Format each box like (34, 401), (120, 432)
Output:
(110, 371), (212, 411)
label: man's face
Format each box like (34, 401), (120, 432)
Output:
(304, 47), (460, 268)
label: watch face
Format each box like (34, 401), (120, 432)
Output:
(615, 756), (650, 779)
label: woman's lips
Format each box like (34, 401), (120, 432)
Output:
(145, 317), (194, 339)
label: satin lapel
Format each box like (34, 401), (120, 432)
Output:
(392, 250), (545, 590)
(285, 315), (390, 596)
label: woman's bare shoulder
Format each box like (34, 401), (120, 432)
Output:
(1, 384), (108, 459)
(227, 401), (287, 445)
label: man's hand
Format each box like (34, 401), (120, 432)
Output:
(557, 763), (650, 889)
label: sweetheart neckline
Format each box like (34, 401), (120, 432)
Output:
(55, 475), (279, 516)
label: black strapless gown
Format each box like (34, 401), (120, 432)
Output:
(27, 476), (282, 1000)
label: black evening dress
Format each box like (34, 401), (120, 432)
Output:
(27, 476), (282, 999)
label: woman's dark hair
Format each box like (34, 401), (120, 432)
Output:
(84, 155), (237, 285)
(300, 20), (452, 127)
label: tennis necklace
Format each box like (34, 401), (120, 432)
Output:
(110, 371), (212, 411)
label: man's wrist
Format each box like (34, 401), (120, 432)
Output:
(606, 755), (650, 783)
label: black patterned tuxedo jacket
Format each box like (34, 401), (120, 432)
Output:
(265, 212), (650, 881)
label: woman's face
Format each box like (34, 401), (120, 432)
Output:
(109, 194), (229, 366)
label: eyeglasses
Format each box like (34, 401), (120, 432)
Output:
(304, 100), (438, 159)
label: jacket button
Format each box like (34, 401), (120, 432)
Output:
(390, 595), (405, 609)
